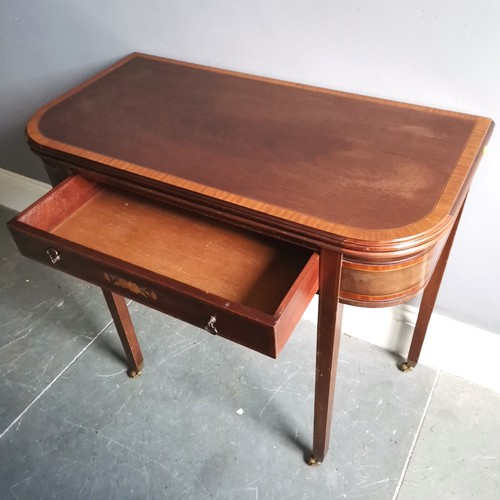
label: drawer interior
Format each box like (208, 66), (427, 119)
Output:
(19, 176), (314, 316)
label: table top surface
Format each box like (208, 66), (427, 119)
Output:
(27, 53), (493, 248)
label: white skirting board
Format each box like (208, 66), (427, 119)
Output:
(0, 167), (50, 212)
(2, 166), (499, 394)
(303, 296), (500, 394)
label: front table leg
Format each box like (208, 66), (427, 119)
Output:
(308, 249), (344, 465)
(102, 289), (144, 378)
(400, 203), (465, 372)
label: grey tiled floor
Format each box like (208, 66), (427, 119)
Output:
(1, 204), (499, 499)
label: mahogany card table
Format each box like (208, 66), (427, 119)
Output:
(8, 53), (494, 465)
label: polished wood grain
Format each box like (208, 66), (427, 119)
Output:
(26, 53), (494, 254)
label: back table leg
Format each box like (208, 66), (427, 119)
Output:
(102, 289), (144, 378)
(400, 203), (465, 372)
(308, 250), (344, 465)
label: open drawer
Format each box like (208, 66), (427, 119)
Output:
(8, 176), (319, 358)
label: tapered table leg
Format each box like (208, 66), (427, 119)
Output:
(102, 289), (144, 378)
(400, 203), (466, 372)
(308, 250), (344, 465)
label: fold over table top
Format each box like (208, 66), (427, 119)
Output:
(27, 53), (493, 250)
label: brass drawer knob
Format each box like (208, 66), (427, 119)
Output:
(46, 248), (61, 264)
(205, 315), (218, 335)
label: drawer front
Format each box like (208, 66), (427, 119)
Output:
(9, 227), (282, 357)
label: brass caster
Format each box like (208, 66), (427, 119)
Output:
(307, 455), (322, 466)
(399, 361), (416, 373)
(127, 368), (142, 378)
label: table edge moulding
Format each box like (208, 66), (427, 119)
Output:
(7, 52), (494, 465)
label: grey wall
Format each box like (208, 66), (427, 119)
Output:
(1, 0), (499, 333)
